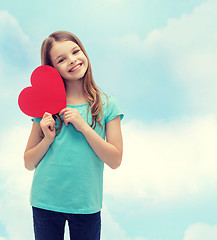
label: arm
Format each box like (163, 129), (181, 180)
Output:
(24, 113), (55, 171)
(82, 116), (123, 169)
(60, 108), (123, 169)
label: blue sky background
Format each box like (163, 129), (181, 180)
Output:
(1, 0), (217, 239)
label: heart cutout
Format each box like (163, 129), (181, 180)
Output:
(18, 65), (66, 117)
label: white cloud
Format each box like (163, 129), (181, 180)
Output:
(0, 10), (35, 70)
(104, 115), (217, 202)
(0, 10), (37, 103)
(0, 11), (37, 107)
(184, 223), (217, 240)
(0, 237), (7, 240)
(101, 206), (147, 240)
(0, 125), (34, 240)
(112, 0), (217, 114)
(0, 10), (31, 45)
(102, 205), (131, 239)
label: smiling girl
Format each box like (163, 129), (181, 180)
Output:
(24, 31), (124, 240)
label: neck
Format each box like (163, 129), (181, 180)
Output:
(64, 79), (87, 105)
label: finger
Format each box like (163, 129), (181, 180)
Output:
(42, 122), (53, 131)
(43, 118), (55, 129)
(59, 108), (68, 115)
(43, 115), (53, 121)
(64, 118), (69, 126)
(42, 112), (52, 118)
(42, 118), (53, 126)
(50, 119), (55, 131)
(64, 112), (73, 118)
(63, 114), (72, 127)
(49, 125), (55, 131)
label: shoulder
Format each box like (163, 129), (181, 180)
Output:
(100, 92), (124, 123)
(100, 92), (119, 107)
(32, 117), (42, 124)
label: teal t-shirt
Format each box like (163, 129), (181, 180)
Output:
(30, 94), (124, 214)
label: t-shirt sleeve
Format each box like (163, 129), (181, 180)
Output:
(31, 117), (41, 124)
(105, 95), (124, 124)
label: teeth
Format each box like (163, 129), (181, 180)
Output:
(70, 64), (81, 72)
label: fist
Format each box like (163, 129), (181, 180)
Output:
(59, 108), (89, 132)
(40, 112), (56, 141)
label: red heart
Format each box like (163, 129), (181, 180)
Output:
(18, 65), (66, 117)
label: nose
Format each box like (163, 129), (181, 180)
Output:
(69, 55), (77, 64)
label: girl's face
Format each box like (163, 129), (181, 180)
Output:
(50, 40), (88, 82)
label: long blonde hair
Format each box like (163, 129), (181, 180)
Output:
(41, 31), (103, 130)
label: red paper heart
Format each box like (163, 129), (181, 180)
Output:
(18, 65), (66, 117)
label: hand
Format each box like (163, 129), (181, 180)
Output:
(59, 108), (89, 133)
(40, 112), (56, 142)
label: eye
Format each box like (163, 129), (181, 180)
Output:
(73, 49), (80, 54)
(58, 58), (64, 63)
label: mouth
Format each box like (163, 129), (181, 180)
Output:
(69, 63), (82, 72)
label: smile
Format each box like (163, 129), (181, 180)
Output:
(69, 63), (82, 72)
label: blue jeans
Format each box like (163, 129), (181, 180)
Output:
(32, 207), (101, 240)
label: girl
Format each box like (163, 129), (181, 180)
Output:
(24, 31), (124, 240)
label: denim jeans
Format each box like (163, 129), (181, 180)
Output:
(32, 207), (101, 240)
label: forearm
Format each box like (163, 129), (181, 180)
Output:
(82, 126), (122, 169)
(24, 138), (52, 171)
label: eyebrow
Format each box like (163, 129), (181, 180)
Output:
(55, 46), (79, 62)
